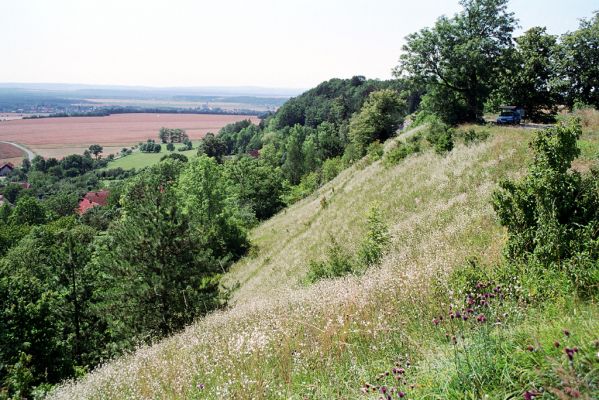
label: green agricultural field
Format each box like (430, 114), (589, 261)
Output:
(102, 142), (201, 170)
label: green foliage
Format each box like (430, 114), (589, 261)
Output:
(88, 144), (103, 159)
(366, 141), (384, 162)
(274, 77), (400, 129)
(349, 89), (405, 154)
(158, 127), (188, 144)
(458, 127), (490, 145)
(0, 183), (23, 204)
(166, 142), (175, 151)
(306, 235), (354, 283)
(357, 203), (390, 268)
(197, 132), (226, 163)
(79, 204), (119, 232)
(44, 192), (79, 218)
(321, 156), (344, 183)
(383, 141), (421, 167)
(0, 218), (100, 396)
(397, 0), (517, 122)
(556, 12), (599, 109)
(224, 156), (285, 221)
(426, 119), (455, 154)
(307, 203), (390, 283)
(93, 160), (228, 345)
(492, 120), (599, 297)
(0, 223), (29, 258)
(217, 119), (254, 154)
(177, 156), (249, 260)
(282, 125), (306, 185)
(282, 171), (321, 205)
(139, 139), (161, 153)
(489, 27), (560, 122)
(9, 196), (46, 226)
(160, 152), (188, 163)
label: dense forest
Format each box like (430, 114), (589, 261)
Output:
(1, 1), (598, 398)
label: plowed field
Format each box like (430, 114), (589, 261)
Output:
(0, 113), (258, 158)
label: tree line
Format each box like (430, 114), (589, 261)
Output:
(397, 0), (599, 124)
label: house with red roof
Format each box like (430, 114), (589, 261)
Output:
(78, 190), (110, 214)
(0, 163), (14, 177)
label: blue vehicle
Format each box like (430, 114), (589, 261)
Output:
(496, 108), (522, 125)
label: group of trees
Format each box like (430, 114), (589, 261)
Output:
(158, 127), (189, 144)
(0, 141), (296, 396)
(0, 155), (265, 396)
(139, 139), (162, 153)
(397, 0), (599, 123)
(195, 77), (407, 200)
(157, 128), (193, 152)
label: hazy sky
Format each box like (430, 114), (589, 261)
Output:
(1, 0), (596, 89)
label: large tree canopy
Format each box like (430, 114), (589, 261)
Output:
(349, 89), (405, 153)
(489, 27), (560, 122)
(556, 12), (599, 108)
(396, 0), (517, 122)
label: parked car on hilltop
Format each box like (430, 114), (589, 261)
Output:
(496, 108), (523, 125)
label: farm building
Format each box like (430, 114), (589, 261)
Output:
(78, 190), (110, 214)
(0, 163), (14, 177)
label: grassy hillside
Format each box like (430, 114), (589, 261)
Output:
(48, 123), (598, 399)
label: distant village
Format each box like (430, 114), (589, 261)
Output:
(0, 161), (108, 214)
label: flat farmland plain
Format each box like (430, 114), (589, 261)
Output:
(0, 113), (259, 159)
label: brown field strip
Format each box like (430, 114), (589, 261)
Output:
(0, 113), (259, 158)
(0, 142), (25, 166)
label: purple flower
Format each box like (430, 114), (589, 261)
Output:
(523, 390), (539, 400)
(565, 347), (578, 361)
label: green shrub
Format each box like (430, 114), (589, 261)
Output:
(383, 142), (421, 167)
(306, 235), (354, 283)
(321, 157), (344, 183)
(492, 119), (599, 298)
(426, 119), (454, 154)
(282, 172), (321, 205)
(357, 203), (390, 269)
(366, 141), (384, 162)
(460, 127), (490, 145)
(341, 142), (362, 165)
(306, 203), (390, 283)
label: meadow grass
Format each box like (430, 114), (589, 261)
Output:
(102, 142), (201, 170)
(48, 125), (598, 399)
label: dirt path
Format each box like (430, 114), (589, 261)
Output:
(0, 141), (35, 160)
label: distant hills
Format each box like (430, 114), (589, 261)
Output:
(0, 82), (304, 99)
(0, 83), (306, 114)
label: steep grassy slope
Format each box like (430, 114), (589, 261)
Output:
(49, 125), (596, 399)
(223, 126), (526, 304)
